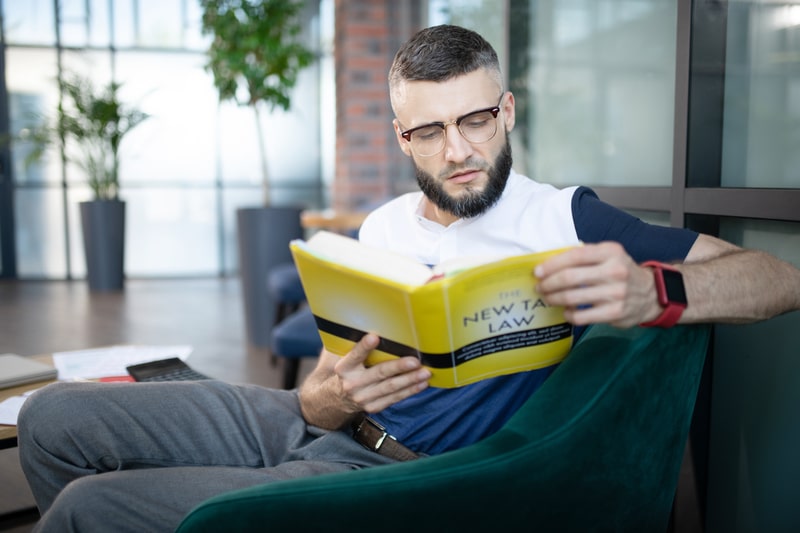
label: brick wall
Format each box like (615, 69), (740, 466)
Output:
(333, 0), (423, 211)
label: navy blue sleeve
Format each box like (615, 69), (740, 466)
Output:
(571, 186), (698, 263)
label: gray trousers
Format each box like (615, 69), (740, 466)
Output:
(17, 380), (395, 532)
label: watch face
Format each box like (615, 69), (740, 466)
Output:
(662, 269), (687, 305)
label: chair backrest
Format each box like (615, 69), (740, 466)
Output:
(178, 323), (710, 533)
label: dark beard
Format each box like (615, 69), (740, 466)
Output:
(414, 136), (512, 219)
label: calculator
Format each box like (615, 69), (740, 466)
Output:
(126, 358), (211, 382)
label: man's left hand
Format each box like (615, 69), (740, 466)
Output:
(535, 242), (660, 328)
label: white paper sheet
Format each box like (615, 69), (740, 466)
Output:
(0, 388), (43, 426)
(52, 345), (193, 380)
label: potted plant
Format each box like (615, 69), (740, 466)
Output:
(200, 0), (315, 347)
(22, 74), (149, 291)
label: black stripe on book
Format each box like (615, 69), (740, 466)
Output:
(313, 315), (572, 369)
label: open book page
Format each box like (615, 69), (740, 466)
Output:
(430, 254), (510, 279)
(297, 231), (526, 284)
(295, 231), (434, 286)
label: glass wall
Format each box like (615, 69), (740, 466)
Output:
(703, 2), (800, 532)
(707, 218), (800, 533)
(721, 2), (800, 188)
(430, 2), (800, 531)
(512, 0), (678, 188)
(1, 0), (329, 279)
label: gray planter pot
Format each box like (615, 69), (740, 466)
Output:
(80, 199), (125, 292)
(237, 206), (304, 347)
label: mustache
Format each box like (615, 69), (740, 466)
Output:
(437, 158), (490, 180)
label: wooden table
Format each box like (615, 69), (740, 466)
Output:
(301, 210), (369, 233)
(0, 357), (56, 449)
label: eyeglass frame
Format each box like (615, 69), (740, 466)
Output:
(399, 95), (505, 157)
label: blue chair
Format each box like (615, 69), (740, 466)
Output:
(267, 262), (322, 388)
(266, 262), (307, 330)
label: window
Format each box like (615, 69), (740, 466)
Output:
(1, 0), (328, 278)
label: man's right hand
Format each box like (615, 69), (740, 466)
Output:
(334, 333), (431, 414)
(298, 333), (431, 430)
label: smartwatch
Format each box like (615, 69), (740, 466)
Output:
(639, 260), (687, 328)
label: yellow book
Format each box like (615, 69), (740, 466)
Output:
(289, 231), (575, 388)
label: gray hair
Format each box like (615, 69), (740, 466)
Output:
(389, 25), (503, 112)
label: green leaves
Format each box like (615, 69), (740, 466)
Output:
(19, 74), (149, 200)
(199, 0), (314, 110)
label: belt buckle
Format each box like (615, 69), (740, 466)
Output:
(357, 416), (396, 452)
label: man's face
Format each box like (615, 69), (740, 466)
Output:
(392, 69), (516, 220)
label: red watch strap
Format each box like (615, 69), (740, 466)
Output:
(640, 303), (684, 328)
(640, 261), (686, 328)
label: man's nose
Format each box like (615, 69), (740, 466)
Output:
(442, 123), (473, 162)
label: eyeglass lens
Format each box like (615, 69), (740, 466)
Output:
(408, 108), (499, 156)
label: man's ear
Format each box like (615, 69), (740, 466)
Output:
(393, 119), (413, 157)
(502, 92), (516, 132)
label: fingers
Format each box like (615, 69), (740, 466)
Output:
(535, 242), (626, 281)
(535, 242), (652, 328)
(537, 243), (629, 298)
(334, 333), (431, 413)
(350, 363), (431, 413)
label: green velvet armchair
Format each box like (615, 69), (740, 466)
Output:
(177, 323), (710, 532)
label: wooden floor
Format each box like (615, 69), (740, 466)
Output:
(0, 277), (315, 531)
(0, 278), (314, 387)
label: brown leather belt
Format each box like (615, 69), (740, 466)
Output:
(352, 414), (419, 461)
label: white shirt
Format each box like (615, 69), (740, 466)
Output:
(359, 169), (581, 263)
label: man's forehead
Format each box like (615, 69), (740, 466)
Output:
(392, 70), (502, 126)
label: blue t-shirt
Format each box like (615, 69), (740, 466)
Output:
(369, 186), (698, 456)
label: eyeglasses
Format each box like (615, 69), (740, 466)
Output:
(400, 96), (504, 157)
